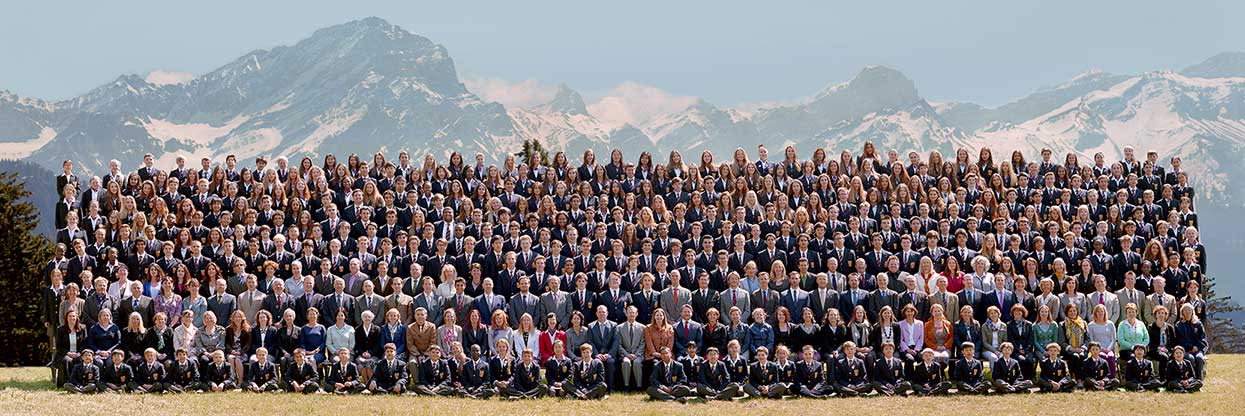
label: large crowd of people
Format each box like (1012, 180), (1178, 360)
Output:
(43, 143), (1209, 400)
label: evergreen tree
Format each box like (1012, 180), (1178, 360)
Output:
(1206, 273), (1245, 353)
(0, 171), (55, 365)
(517, 139), (551, 167)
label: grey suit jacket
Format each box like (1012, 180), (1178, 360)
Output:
(587, 320), (620, 356)
(508, 293), (541, 329)
(1087, 292), (1119, 322)
(355, 293), (385, 325)
(750, 288), (780, 324)
(384, 293), (414, 325)
(659, 287), (692, 317)
(442, 293), (474, 327)
(1142, 293), (1176, 325)
(718, 287), (752, 325)
(538, 291), (572, 329)
(809, 288), (840, 321)
(206, 294), (237, 324)
(616, 321), (646, 357)
(928, 291), (960, 323)
(237, 290), (267, 324)
(412, 292), (444, 325)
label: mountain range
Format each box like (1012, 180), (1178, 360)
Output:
(1, 18), (1243, 208)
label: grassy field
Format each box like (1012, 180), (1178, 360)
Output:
(2, 356), (1242, 416)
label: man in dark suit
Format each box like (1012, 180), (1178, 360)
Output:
(444, 278), (476, 328)
(838, 274), (870, 322)
(117, 281), (155, 327)
(321, 277), (357, 326)
(808, 274), (838, 321)
(586, 306), (619, 389)
(957, 275), (988, 323)
(65, 240), (95, 289)
(292, 276), (322, 326)
(672, 305), (703, 357)
(897, 275), (930, 321)
(690, 273), (721, 324)
(631, 274), (661, 325)
(597, 274), (631, 323)
(867, 274), (901, 322)
(207, 279), (238, 325)
(983, 274), (1018, 323)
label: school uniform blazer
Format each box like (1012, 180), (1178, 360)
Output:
(793, 360), (827, 388)
(572, 358), (607, 387)
(873, 356), (905, 384)
(512, 361), (542, 391)
(993, 357), (1024, 383)
(99, 362), (133, 385)
(418, 359), (452, 386)
(911, 361), (944, 385)
(370, 359), (405, 387)
(204, 361), (234, 384)
(249, 360), (278, 384)
(650, 360), (688, 387)
(168, 360), (199, 385)
(134, 361), (166, 384)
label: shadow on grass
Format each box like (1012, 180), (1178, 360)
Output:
(0, 379), (57, 391)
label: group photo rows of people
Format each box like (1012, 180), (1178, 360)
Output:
(44, 142), (1209, 401)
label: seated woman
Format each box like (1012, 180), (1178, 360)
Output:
(87, 309), (122, 367)
(299, 308), (328, 365)
(55, 310), (90, 387)
(923, 304), (954, 363)
(1173, 303), (1208, 379)
(194, 312), (226, 365)
(224, 310), (253, 384)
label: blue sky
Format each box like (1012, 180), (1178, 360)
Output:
(2, 1), (1242, 107)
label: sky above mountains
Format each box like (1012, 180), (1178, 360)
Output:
(3, 1), (1242, 108)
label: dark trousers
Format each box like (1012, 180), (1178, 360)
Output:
(697, 383), (741, 400)
(647, 384), (691, 401)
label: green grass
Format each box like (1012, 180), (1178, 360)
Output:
(1, 357), (1241, 416)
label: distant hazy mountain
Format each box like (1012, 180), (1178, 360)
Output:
(0, 18), (1242, 208)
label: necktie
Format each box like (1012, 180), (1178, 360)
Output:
(674, 289), (679, 305)
(731, 290), (737, 306)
